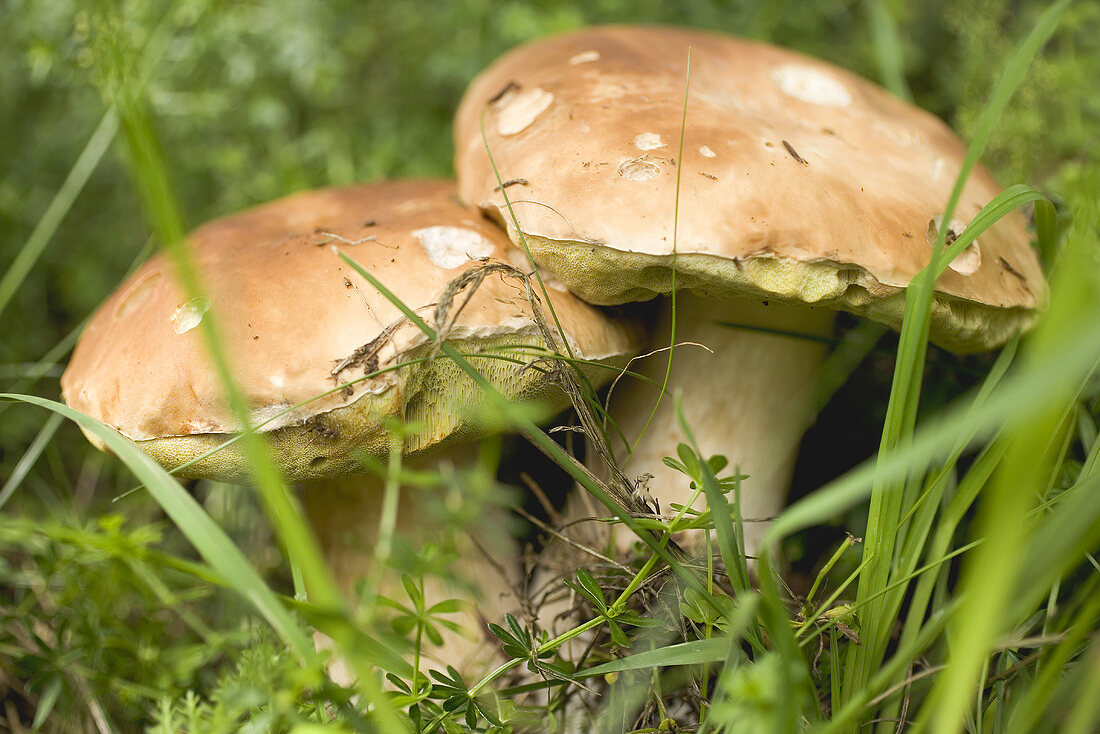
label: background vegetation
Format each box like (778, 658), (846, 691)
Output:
(1, 0), (1097, 731)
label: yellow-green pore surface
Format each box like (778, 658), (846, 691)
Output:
(137, 334), (620, 483)
(61, 181), (635, 482)
(512, 231), (1034, 353)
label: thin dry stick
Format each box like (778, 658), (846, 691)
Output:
(513, 504), (632, 574)
(519, 471), (565, 526)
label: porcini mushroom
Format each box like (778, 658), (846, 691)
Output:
(60, 180), (635, 672)
(454, 26), (1046, 554)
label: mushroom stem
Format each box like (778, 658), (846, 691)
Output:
(300, 444), (519, 678)
(595, 293), (835, 556)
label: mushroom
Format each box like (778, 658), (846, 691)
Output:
(454, 26), (1046, 554)
(60, 180), (636, 673)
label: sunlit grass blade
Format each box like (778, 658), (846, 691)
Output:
(95, 18), (340, 610)
(579, 634), (745, 677)
(88, 17), (416, 727)
(846, 0), (1074, 709)
(922, 180), (1094, 734)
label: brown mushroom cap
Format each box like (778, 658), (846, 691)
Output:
(61, 180), (634, 482)
(455, 25), (1046, 352)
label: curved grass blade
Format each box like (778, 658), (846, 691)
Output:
(847, 0), (1073, 697)
(0, 393), (317, 662)
(0, 111), (118, 322)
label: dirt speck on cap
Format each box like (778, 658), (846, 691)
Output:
(618, 157), (661, 181)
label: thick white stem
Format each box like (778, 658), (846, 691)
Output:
(593, 294), (834, 556)
(301, 444), (519, 679)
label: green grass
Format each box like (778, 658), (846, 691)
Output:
(2, 0), (1099, 732)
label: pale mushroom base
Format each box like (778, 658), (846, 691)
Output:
(302, 447), (520, 681)
(571, 294), (834, 557)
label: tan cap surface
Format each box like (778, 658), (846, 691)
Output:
(455, 25), (1046, 351)
(61, 180), (634, 481)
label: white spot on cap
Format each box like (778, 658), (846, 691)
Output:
(270, 374), (286, 389)
(634, 132), (665, 151)
(931, 157), (946, 182)
(699, 145), (716, 158)
(569, 50), (600, 65)
(949, 242), (982, 275)
(617, 157), (661, 182)
(928, 216), (982, 275)
(413, 226), (496, 269)
(872, 120), (915, 147)
(171, 296), (210, 334)
(772, 64), (852, 107)
(495, 87), (554, 136)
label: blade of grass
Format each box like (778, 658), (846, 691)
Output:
(766, 212), (1094, 549)
(674, 393), (751, 595)
(1009, 470), (1100, 620)
(920, 121), (1092, 734)
(815, 600), (961, 734)
(0, 412), (63, 510)
(91, 15), (408, 727)
(0, 1), (199, 326)
(0, 394), (317, 661)
(0, 111), (118, 323)
(632, 47), (691, 456)
(1004, 576), (1100, 734)
(94, 16), (341, 608)
(1061, 639), (1100, 734)
(845, 0), (1073, 705)
(579, 633), (747, 677)
(862, 0), (912, 101)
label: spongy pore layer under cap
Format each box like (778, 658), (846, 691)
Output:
(454, 25), (1046, 352)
